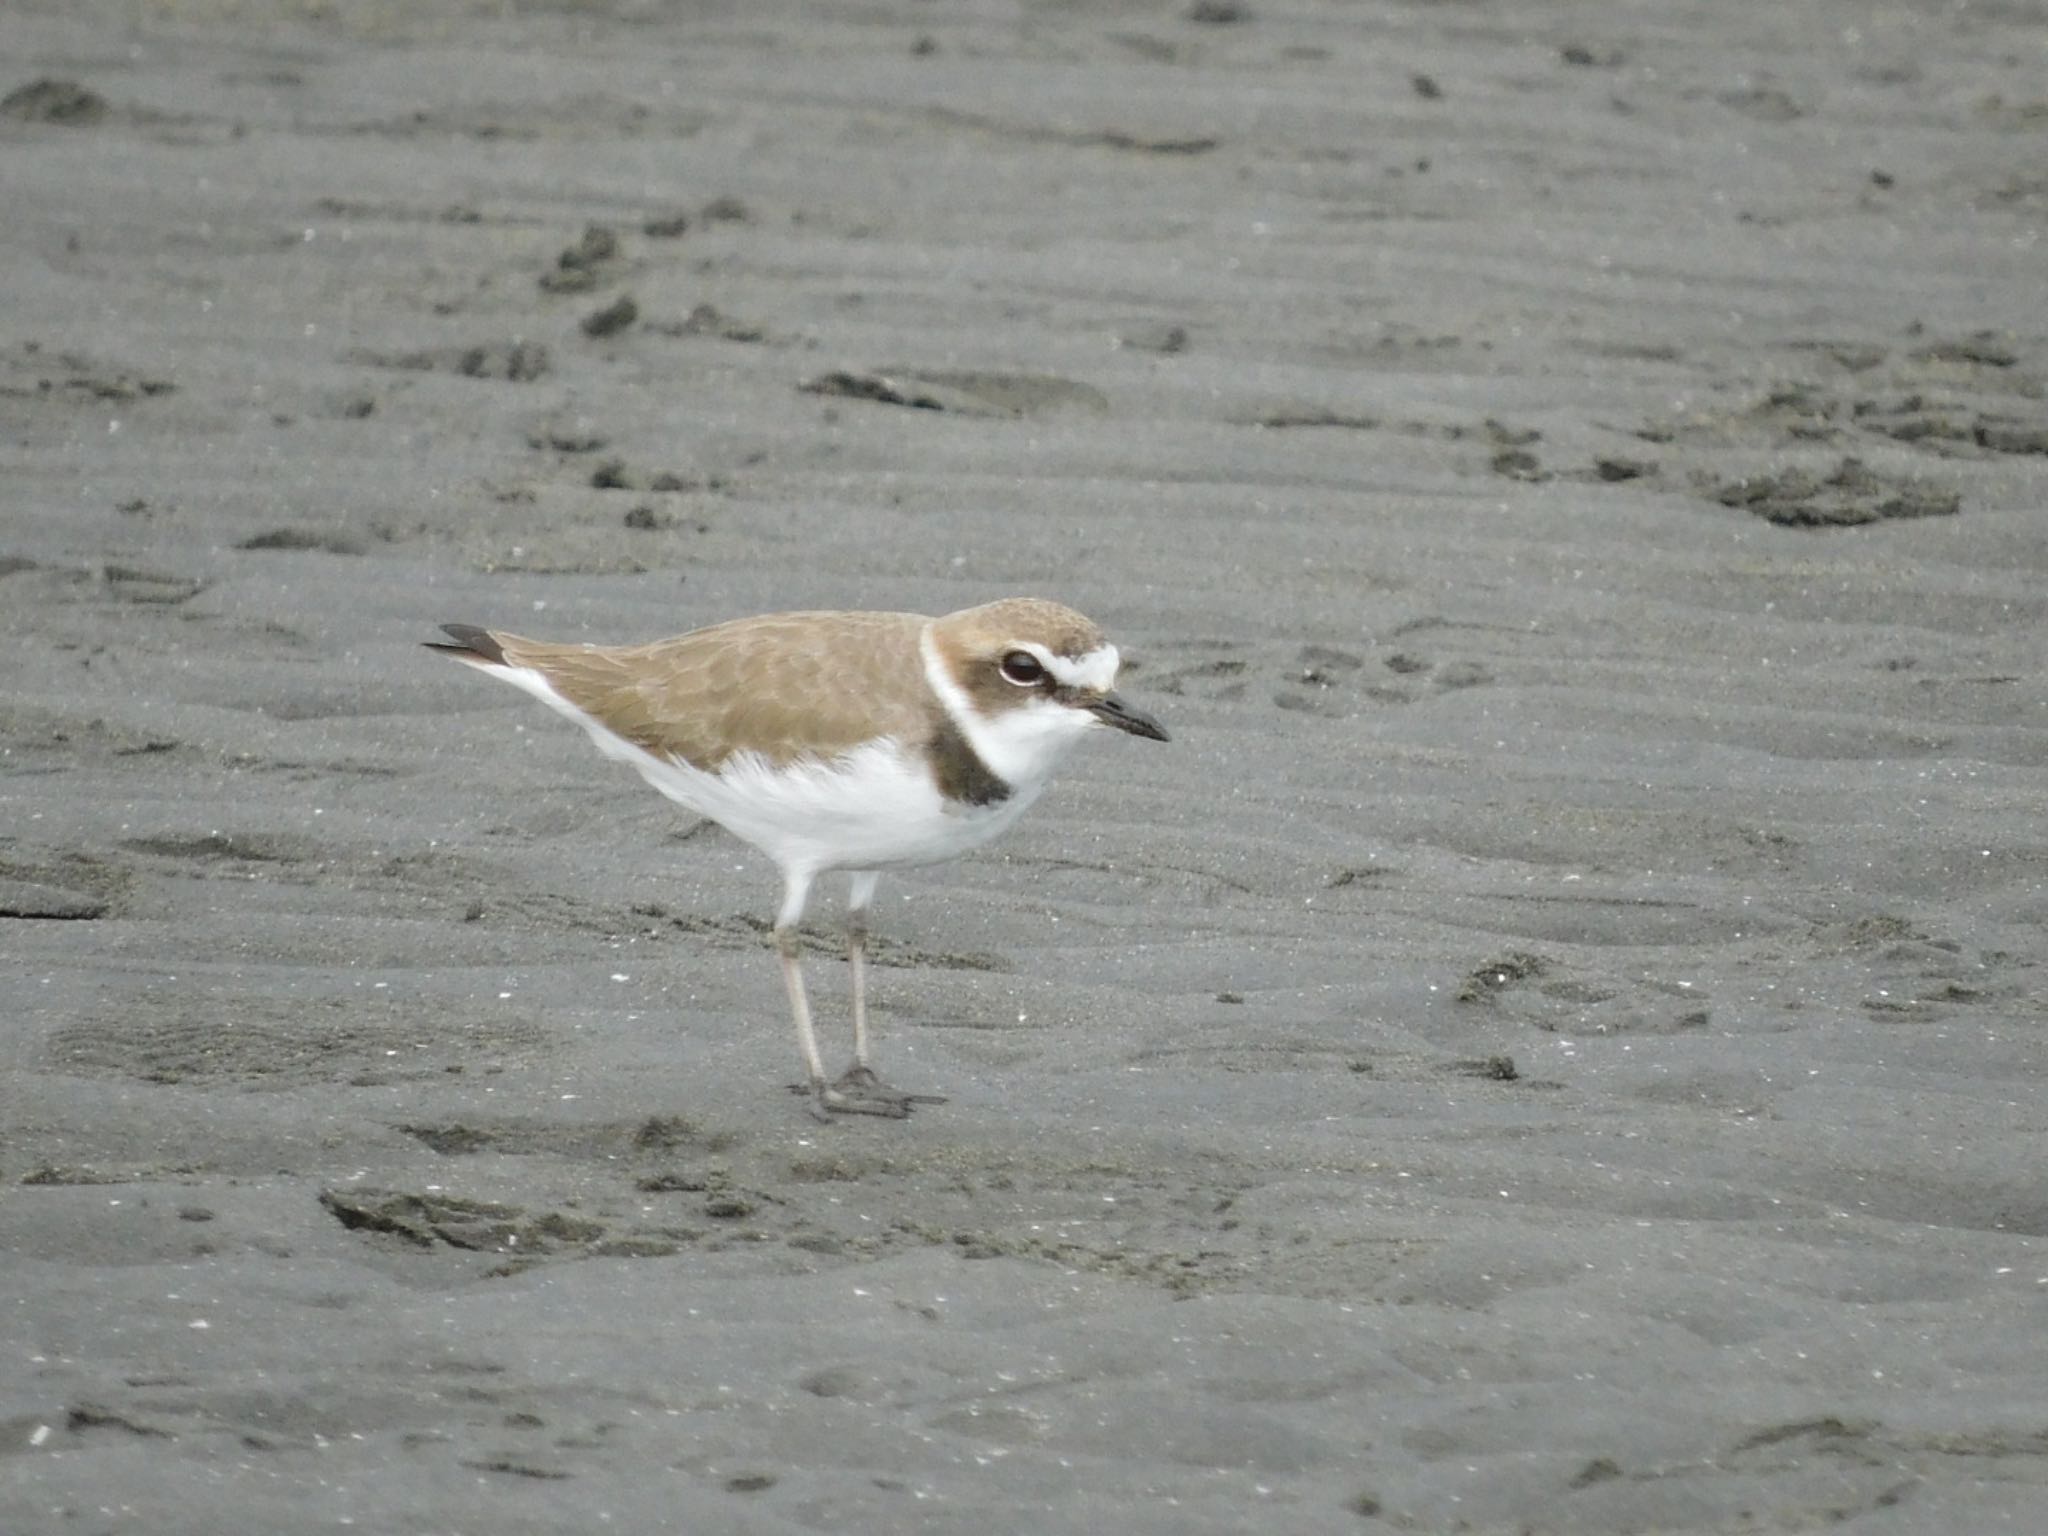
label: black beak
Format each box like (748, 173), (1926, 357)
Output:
(1088, 691), (1170, 742)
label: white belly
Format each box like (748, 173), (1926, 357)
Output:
(653, 736), (1042, 875)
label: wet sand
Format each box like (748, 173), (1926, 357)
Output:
(4, 2), (2046, 1530)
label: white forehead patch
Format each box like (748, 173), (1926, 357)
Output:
(1036, 642), (1120, 692)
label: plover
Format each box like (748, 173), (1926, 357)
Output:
(428, 598), (1167, 1120)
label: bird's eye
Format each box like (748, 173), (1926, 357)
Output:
(999, 651), (1046, 686)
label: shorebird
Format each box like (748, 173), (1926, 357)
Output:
(428, 599), (1167, 1120)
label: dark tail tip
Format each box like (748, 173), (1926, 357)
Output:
(424, 623), (507, 666)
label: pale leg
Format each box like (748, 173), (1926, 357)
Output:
(776, 868), (923, 1119)
(772, 869), (835, 1122)
(847, 869), (879, 1070)
(828, 870), (946, 1112)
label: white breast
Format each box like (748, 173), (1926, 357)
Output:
(713, 740), (1041, 873)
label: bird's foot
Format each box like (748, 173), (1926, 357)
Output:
(835, 1063), (947, 1109)
(791, 1066), (946, 1121)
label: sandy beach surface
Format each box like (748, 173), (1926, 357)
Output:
(4, 2), (2046, 1530)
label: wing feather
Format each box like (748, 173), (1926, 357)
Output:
(491, 611), (933, 772)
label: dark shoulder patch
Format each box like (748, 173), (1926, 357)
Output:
(927, 715), (1011, 807)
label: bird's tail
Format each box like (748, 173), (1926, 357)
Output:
(423, 623), (509, 666)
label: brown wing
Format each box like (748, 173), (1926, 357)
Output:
(491, 610), (933, 772)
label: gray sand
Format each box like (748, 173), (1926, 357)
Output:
(4, 2), (2046, 1530)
